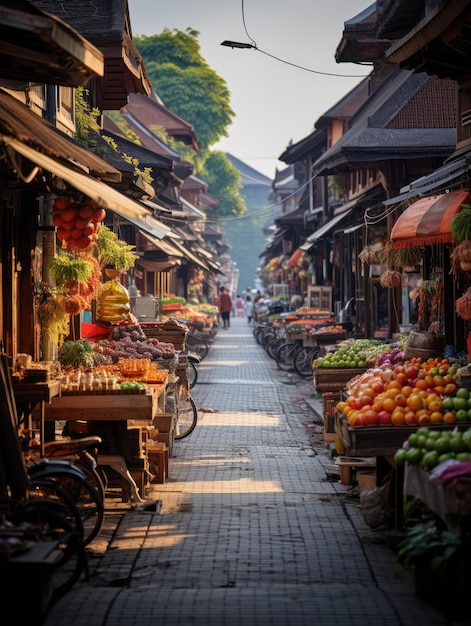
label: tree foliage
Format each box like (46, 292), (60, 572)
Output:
(135, 29), (234, 157)
(202, 151), (246, 218)
(134, 29), (247, 219)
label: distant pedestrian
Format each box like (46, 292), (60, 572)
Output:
(218, 286), (233, 329)
(245, 295), (254, 324)
(236, 295), (244, 317)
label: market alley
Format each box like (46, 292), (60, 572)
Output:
(43, 316), (454, 626)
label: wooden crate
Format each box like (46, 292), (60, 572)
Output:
(334, 412), (471, 457)
(154, 412), (174, 433)
(147, 445), (169, 483)
(322, 391), (340, 441)
(313, 367), (367, 394)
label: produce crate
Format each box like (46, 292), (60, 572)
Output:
(313, 367), (367, 393)
(322, 391), (340, 441)
(334, 412), (471, 458)
(154, 412), (174, 433)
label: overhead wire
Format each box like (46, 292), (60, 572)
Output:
(239, 0), (370, 78)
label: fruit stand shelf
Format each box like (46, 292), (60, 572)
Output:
(334, 412), (471, 458)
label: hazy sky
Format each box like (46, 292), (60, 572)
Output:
(127, 0), (372, 179)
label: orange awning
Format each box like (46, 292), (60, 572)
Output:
(289, 248), (302, 266)
(390, 189), (470, 248)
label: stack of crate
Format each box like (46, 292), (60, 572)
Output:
(154, 412), (175, 456)
(143, 319), (187, 350)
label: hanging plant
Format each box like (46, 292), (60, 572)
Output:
(450, 204), (471, 242)
(36, 293), (70, 345)
(379, 269), (403, 288)
(456, 287), (471, 320)
(93, 226), (138, 271)
(359, 242), (383, 265)
(48, 249), (94, 284)
(378, 243), (424, 270)
(450, 240), (471, 274)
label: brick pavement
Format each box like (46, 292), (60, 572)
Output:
(43, 316), (459, 626)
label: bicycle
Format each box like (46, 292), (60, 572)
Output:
(185, 331), (209, 360)
(166, 373), (198, 440)
(275, 337), (304, 371)
(0, 354), (88, 612)
(293, 343), (321, 377)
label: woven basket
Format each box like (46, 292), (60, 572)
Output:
(404, 346), (444, 360)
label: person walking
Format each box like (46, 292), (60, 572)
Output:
(218, 286), (232, 329)
(245, 294), (254, 324)
(236, 295), (245, 317)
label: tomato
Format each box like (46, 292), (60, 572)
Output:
(363, 409), (379, 425)
(378, 410), (392, 425)
(372, 383), (385, 394)
(405, 365), (418, 380)
(391, 411), (406, 426)
(407, 394), (424, 412)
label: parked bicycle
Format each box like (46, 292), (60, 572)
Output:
(0, 354), (88, 614)
(274, 336), (321, 377)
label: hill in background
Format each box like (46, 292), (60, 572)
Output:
(223, 154), (273, 294)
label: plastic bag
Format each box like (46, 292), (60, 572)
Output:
(359, 482), (388, 529)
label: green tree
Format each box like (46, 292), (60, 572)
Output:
(201, 151), (246, 218)
(135, 29), (234, 158)
(134, 29), (247, 219)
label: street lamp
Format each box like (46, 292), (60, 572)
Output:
(220, 40), (256, 49)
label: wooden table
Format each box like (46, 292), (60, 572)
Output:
(13, 379), (61, 455)
(43, 384), (167, 502)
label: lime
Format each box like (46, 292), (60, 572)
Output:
(405, 447), (423, 464)
(462, 430), (471, 451)
(408, 433), (419, 447)
(456, 409), (469, 421)
(422, 450), (439, 469)
(438, 452), (454, 463)
(449, 435), (466, 453)
(456, 451), (471, 461)
(394, 448), (407, 465)
(453, 397), (468, 410)
(456, 387), (470, 399)
(442, 397), (455, 411)
(434, 436), (451, 454)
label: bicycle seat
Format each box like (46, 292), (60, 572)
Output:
(43, 435), (103, 457)
(186, 351), (201, 364)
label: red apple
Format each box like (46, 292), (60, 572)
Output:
(378, 410), (392, 425)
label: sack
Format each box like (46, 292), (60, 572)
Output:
(359, 482), (388, 529)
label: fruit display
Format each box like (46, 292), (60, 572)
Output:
(394, 426), (471, 469)
(336, 357), (462, 427)
(314, 339), (396, 369)
(52, 196), (105, 251)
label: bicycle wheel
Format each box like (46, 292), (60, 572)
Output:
(294, 346), (320, 378)
(262, 331), (275, 349)
(22, 497), (87, 604)
(275, 342), (298, 371)
(74, 454), (106, 502)
(174, 394), (198, 440)
(29, 469), (104, 546)
(188, 360), (198, 389)
(266, 337), (282, 360)
(186, 334), (209, 360)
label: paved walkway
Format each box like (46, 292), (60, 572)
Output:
(44, 316), (461, 626)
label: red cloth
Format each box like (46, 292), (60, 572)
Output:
(81, 322), (112, 342)
(219, 291), (232, 313)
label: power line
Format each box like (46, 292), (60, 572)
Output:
(237, 0), (369, 79)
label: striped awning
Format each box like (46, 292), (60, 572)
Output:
(390, 189), (470, 248)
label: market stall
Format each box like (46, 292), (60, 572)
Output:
(43, 380), (168, 502)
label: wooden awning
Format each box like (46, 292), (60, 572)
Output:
(390, 189), (470, 248)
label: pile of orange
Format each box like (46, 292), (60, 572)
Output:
(336, 357), (460, 428)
